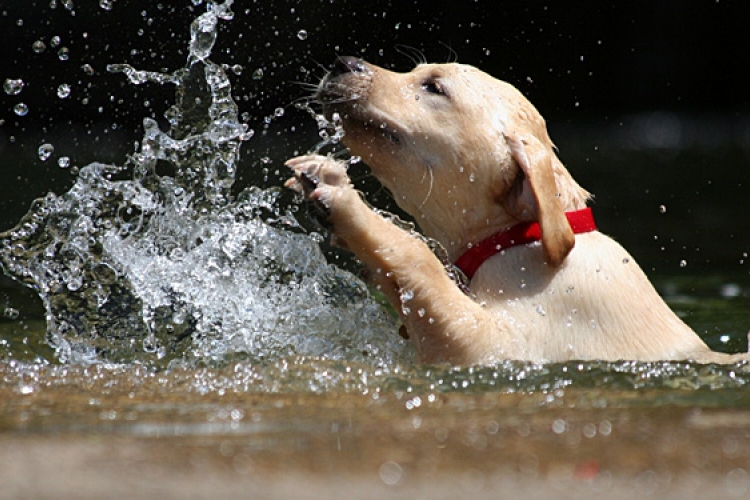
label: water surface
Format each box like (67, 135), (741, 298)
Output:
(1, 1), (750, 498)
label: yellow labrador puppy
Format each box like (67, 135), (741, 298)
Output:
(286, 57), (746, 365)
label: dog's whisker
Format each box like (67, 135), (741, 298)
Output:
(417, 165), (435, 210)
(310, 57), (331, 74)
(321, 96), (357, 106)
(395, 44), (427, 67)
(291, 80), (320, 93)
(439, 42), (459, 63)
(290, 96), (317, 110)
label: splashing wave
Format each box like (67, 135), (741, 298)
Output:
(0, 0), (411, 368)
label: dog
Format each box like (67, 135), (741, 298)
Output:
(285, 57), (747, 365)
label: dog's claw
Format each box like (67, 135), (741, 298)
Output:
(285, 157), (338, 230)
(298, 171), (320, 197)
(306, 192), (333, 230)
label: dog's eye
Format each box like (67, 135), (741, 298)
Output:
(421, 79), (447, 97)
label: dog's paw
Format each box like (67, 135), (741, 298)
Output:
(284, 155), (353, 226)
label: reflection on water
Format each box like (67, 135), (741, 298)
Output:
(2, 354), (750, 400)
(1, 356), (750, 498)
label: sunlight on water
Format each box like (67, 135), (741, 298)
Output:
(2, 357), (750, 399)
(0, 0), (410, 369)
(0, 0), (747, 399)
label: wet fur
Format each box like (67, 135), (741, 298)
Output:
(286, 59), (747, 365)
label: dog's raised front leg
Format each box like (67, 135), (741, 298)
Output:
(285, 155), (502, 364)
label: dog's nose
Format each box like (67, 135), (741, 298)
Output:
(331, 56), (368, 77)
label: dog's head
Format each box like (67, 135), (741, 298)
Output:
(317, 57), (589, 266)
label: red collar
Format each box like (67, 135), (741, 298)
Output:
(454, 207), (597, 280)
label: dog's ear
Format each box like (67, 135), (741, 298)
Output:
(501, 131), (575, 267)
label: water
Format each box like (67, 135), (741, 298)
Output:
(1, 2), (750, 497)
(0, 0), (409, 369)
(0, 0), (747, 404)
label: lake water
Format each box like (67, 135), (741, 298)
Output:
(1, 1), (750, 498)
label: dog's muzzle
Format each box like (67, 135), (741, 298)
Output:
(317, 56), (371, 105)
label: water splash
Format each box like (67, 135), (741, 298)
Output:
(2, 358), (749, 398)
(0, 0), (411, 369)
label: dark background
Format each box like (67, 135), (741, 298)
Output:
(1, 0), (750, 275)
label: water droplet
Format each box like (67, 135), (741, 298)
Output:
(58, 47), (70, 61)
(172, 310), (186, 324)
(252, 68), (264, 80)
(552, 419), (567, 434)
(66, 275), (83, 291)
(274, 107), (284, 117)
(38, 143), (55, 161)
(57, 83), (72, 99)
(8, 244), (25, 258)
(296, 29), (308, 40)
(57, 156), (71, 169)
(679, 260), (687, 268)
(399, 289), (414, 315)
(50, 36), (61, 47)
(231, 64), (243, 75)
(13, 103), (29, 116)
(720, 283), (741, 298)
(582, 423), (597, 438)
(32, 40), (47, 53)
(4, 78), (24, 96)
(3, 308), (20, 320)
(379, 461), (403, 486)
(659, 205), (667, 214)
(99, 0), (114, 10)
(725, 468), (749, 497)
(81, 63), (95, 76)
